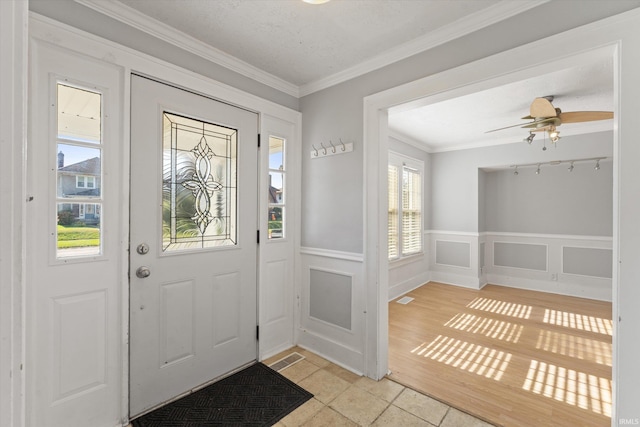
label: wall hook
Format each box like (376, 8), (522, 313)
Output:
(320, 142), (327, 155)
(329, 140), (336, 153)
(311, 144), (319, 157)
(339, 138), (346, 151)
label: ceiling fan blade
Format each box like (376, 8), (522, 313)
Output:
(485, 118), (555, 133)
(521, 117), (561, 129)
(529, 97), (558, 118)
(559, 111), (613, 123)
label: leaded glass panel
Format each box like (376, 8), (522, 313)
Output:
(162, 112), (237, 252)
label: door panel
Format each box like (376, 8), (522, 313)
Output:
(129, 75), (258, 417)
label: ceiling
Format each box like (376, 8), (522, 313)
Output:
(78, 0), (613, 152)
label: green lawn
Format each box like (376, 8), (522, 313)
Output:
(57, 225), (100, 248)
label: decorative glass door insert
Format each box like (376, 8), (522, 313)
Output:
(162, 112), (237, 252)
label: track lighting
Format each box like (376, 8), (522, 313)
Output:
(510, 157), (605, 175)
(524, 133), (535, 144)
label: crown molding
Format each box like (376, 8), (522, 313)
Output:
(76, 0), (546, 100)
(388, 130), (433, 153)
(75, 0), (300, 98)
(299, 0), (549, 97)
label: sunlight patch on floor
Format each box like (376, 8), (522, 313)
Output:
(466, 297), (532, 319)
(535, 330), (612, 366)
(543, 309), (613, 335)
(522, 359), (611, 416)
(444, 312), (524, 343)
(411, 335), (511, 381)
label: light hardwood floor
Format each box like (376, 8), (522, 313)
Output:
(388, 282), (612, 427)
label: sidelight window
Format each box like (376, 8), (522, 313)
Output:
(55, 83), (103, 258)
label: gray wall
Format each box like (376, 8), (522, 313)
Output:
(431, 132), (612, 233)
(484, 159), (613, 236)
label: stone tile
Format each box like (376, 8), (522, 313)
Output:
(280, 398), (325, 427)
(329, 385), (389, 425)
(440, 407), (495, 427)
(323, 363), (361, 384)
(354, 376), (404, 402)
(298, 369), (350, 404)
(296, 347), (331, 368)
(280, 359), (320, 384)
(393, 388), (449, 426)
(372, 405), (434, 426)
(304, 406), (358, 427)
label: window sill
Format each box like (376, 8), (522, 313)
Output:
(389, 252), (425, 269)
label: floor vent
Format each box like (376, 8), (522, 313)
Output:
(268, 352), (305, 372)
(396, 296), (414, 305)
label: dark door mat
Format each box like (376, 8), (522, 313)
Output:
(131, 362), (313, 427)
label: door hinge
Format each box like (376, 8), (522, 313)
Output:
(257, 229), (260, 244)
(256, 325), (259, 341)
(257, 133), (261, 148)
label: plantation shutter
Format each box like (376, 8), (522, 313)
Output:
(388, 165), (399, 259)
(402, 166), (422, 255)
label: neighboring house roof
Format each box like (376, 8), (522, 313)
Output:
(59, 157), (101, 175)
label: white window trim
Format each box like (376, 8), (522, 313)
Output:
(388, 151), (424, 261)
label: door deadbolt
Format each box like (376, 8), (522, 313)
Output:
(136, 266), (151, 279)
(136, 243), (150, 255)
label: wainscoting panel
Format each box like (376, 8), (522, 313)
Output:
(563, 246), (613, 279)
(493, 241), (547, 271)
(299, 248), (365, 374)
(309, 268), (352, 330)
(428, 232), (480, 289)
(484, 233), (612, 301)
(435, 240), (471, 268)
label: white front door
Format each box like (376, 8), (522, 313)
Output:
(129, 75), (259, 417)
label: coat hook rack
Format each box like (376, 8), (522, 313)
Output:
(310, 138), (353, 159)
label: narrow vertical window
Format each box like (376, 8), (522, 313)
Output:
(55, 83), (102, 258)
(388, 165), (399, 259)
(388, 152), (423, 260)
(268, 136), (285, 239)
(402, 166), (422, 255)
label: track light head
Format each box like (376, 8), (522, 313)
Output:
(524, 133), (535, 144)
(536, 164), (541, 175)
(595, 160), (600, 170)
(568, 162), (574, 172)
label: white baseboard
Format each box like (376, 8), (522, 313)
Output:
(430, 271), (481, 289)
(486, 274), (612, 301)
(388, 272), (431, 301)
(296, 329), (364, 376)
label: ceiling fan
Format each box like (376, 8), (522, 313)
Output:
(487, 96), (613, 145)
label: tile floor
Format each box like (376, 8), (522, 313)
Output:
(265, 347), (495, 427)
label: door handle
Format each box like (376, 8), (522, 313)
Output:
(136, 266), (151, 279)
